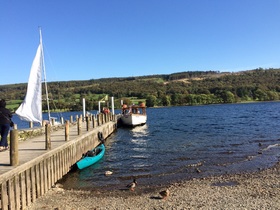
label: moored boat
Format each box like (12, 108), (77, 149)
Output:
(76, 143), (105, 170)
(120, 103), (147, 126)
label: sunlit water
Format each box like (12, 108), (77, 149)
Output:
(13, 102), (280, 190)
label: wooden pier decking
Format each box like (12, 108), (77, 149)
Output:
(0, 114), (117, 210)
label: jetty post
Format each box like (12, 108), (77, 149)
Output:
(65, 120), (70, 141)
(78, 116), (82, 135)
(60, 117), (64, 124)
(92, 115), (96, 128)
(45, 123), (51, 150)
(10, 129), (19, 166)
(86, 116), (90, 131)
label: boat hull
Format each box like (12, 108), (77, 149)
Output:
(76, 144), (105, 170)
(120, 114), (147, 126)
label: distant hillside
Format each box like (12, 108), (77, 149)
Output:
(1, 68), (280, 111)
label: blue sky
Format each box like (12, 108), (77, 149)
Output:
(1, 0), (280, 85)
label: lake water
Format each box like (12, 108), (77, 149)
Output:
(13, 102), (280, 190)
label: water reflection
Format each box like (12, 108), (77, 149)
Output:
(131, 124), (149, 137)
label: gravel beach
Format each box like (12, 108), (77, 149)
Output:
(26, 162), (280, 210)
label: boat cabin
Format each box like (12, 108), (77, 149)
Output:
(122, 103), (146, 115)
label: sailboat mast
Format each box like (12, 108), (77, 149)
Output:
(39, 28), (51, 122)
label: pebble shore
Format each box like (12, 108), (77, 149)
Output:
(27, 162), (280, 210)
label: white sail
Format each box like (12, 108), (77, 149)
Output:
(16, 38), (43, 124)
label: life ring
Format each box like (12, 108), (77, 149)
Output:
(98, 131), (104, 142)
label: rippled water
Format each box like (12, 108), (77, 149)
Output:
(57, 102), (280, 191)
(14, 102), (280, 190)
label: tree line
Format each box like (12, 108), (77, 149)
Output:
(1, 68), (280, 112)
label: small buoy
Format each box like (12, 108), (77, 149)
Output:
(105, 171), (113, 176)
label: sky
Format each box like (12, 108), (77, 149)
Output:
(1, 0), (280, 85)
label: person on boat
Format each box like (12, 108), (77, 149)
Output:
(0, 99), (13, 151)
(102, 107), (110, 114)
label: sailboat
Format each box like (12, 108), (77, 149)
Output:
(16, 28), (54, 126)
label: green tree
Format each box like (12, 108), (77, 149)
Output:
(254, 88), (268, 101)
(161, 95), (171, 106)
(146, 95), (157, 107)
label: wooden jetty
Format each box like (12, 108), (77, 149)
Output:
(0, 113), (117, 210)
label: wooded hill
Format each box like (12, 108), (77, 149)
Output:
(1, 68), (280, 112)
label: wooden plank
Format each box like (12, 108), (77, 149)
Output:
(53, 153), (58, 184)
(66, 148), (69, 172)
(56, 152), (60, 180)
(64, 148), (68, 173)
(69, 145), (73, 167)
(67, 147), (70, 172)
(35, 164), (41, 197)
(43, 160), (48, 193)
(61, 150), (65, 175)
(1, 182), (8, 210)
(14, 175), (20, 210)
(72, 144), (76, 166)
(47, 157), (52, 189)
(26, 168), (32, 206)
(50, 156), (55, 187)
(20, 172), (27, 209)
(39, 162), (44, 195)
(65, 147), (69, 171)
(30, 166), (36, 202)
(8, 178), (15, 210)
(58, 151), (62, 179)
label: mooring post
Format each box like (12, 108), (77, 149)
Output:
(97, 114), (100, 126)
(70, 115), (73, 123)
(65, 120), (69, 141)
(42, 120), (46, 128)
(78, 117), (82, 135)
(45, 123), (51, 150)
(92, 115), (96, 128)
(51, 118), (55, 126)
(102, 113), (105, 124)
(60, 117), (64, 124)
(104, 113), (107, 123)
(10, 129), (19, 166)
(99, 114), (102, 126)
(86, 116), (90, 131)
(29, 121), (33, 128)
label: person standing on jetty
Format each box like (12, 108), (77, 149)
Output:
(0, 99), (13, 151)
